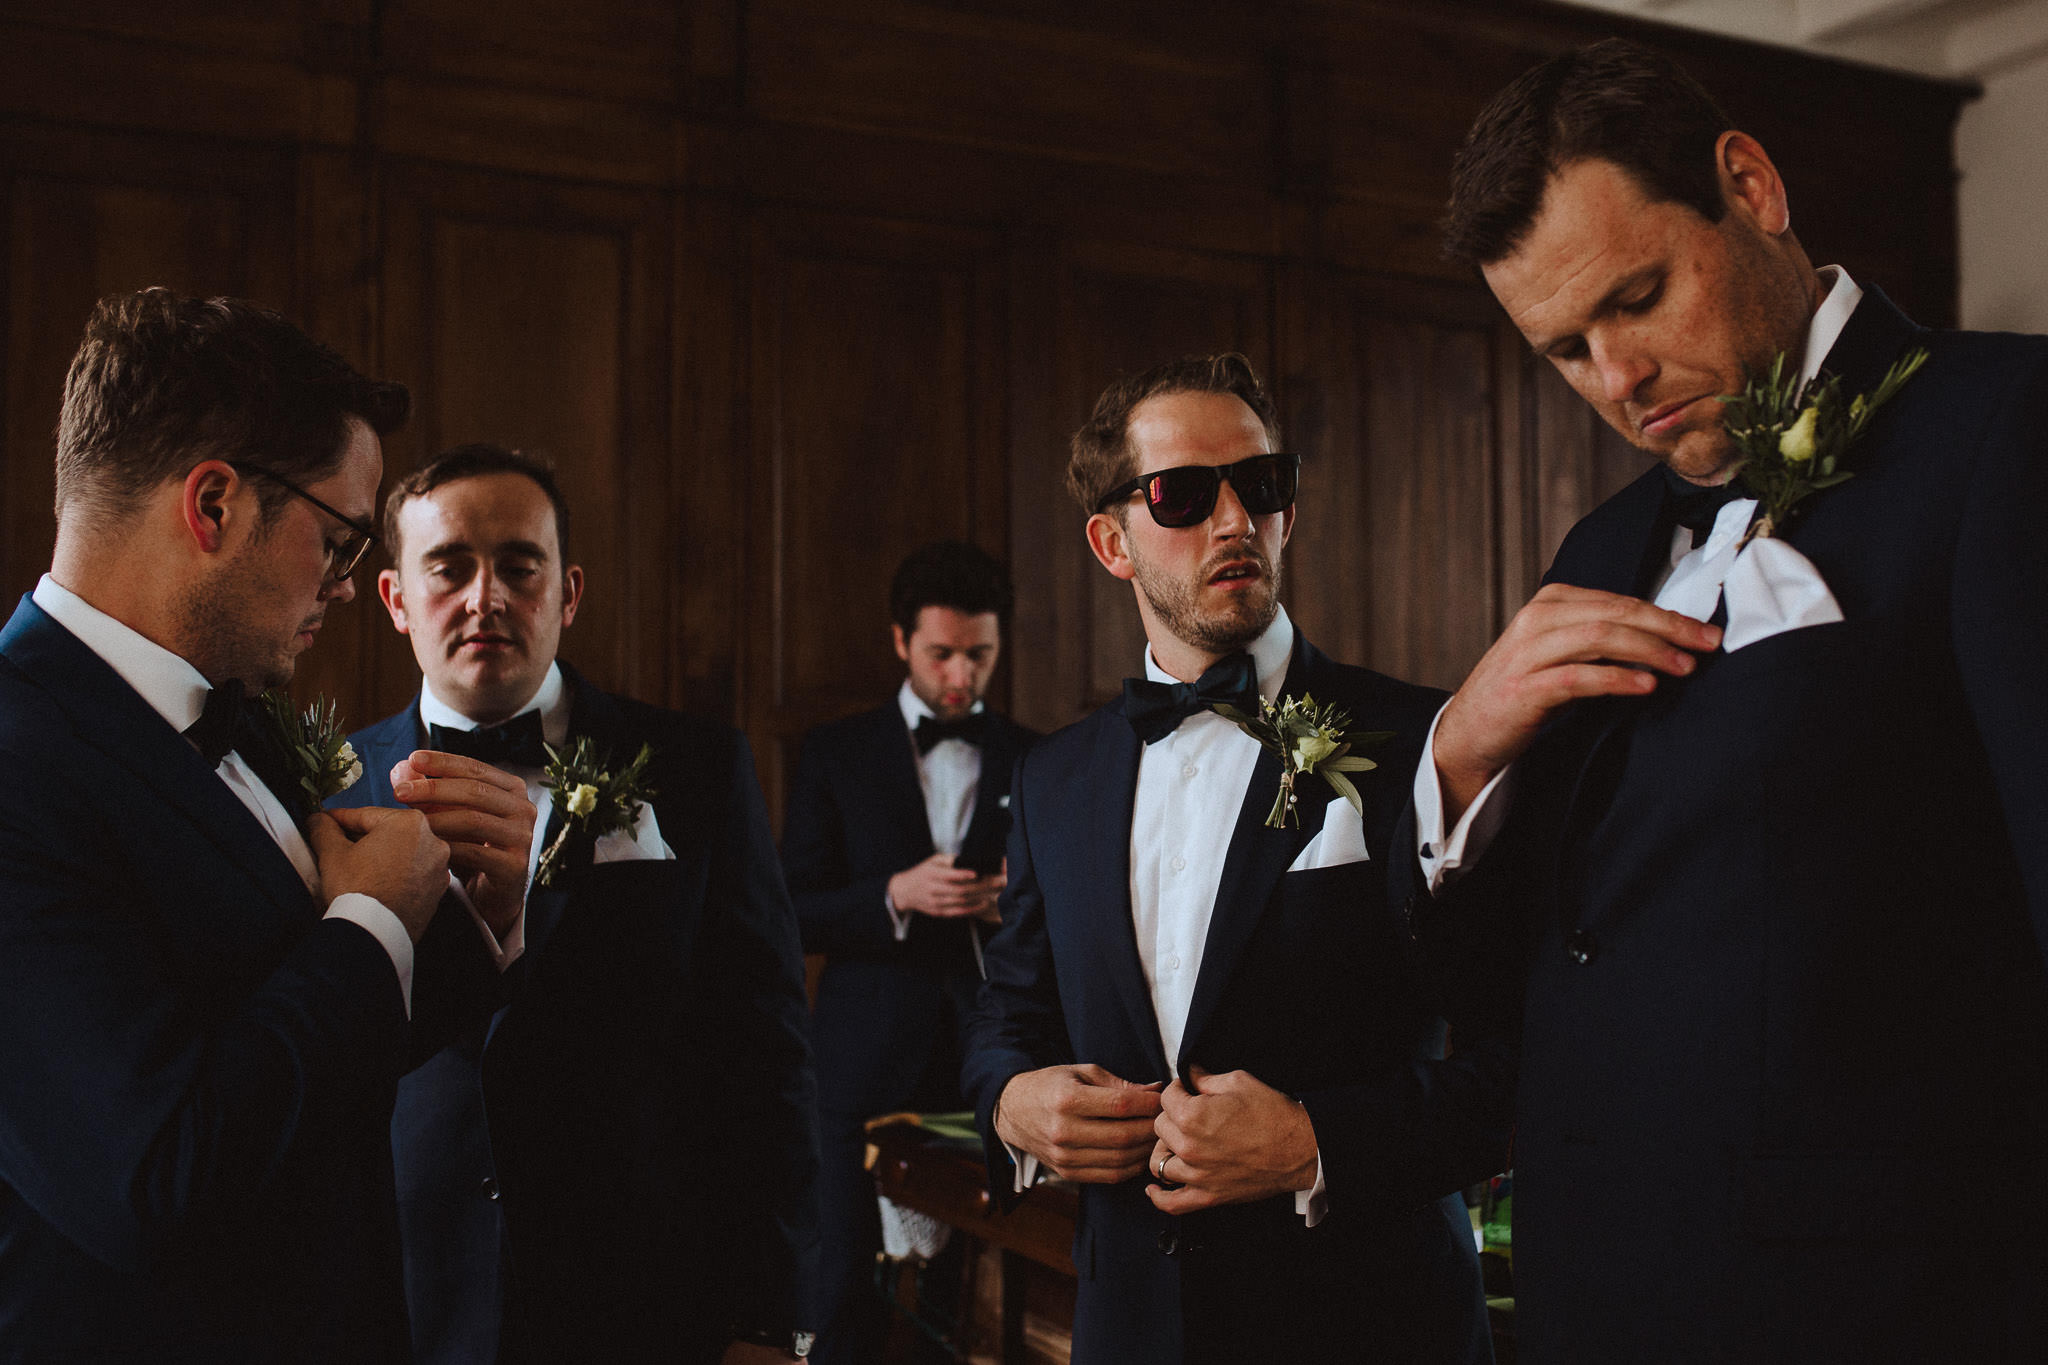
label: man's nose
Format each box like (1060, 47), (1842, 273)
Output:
(464, 569), (503, 615)
(1209, 473), (1253, 537)
(324, 572), (357, 604)
(1592, 335), (1655, 405)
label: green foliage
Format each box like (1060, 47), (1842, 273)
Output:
(536, 737), (659, 887)
(1212, 693), (1393, 828)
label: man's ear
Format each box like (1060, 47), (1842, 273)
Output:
(1717, 130), (1791, 237)
(560, 564), (585, 628)
(1085, 510), (1137, 582)
(180, 461), (239, 553)
(376, 568), (410, 633)
(892, 623), (911, 664)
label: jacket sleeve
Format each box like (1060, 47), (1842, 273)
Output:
(0, 750), (411, 1274)
(960, 751), (1074, 1209)
(695, 730), (822, 1335)
(779, 729), (903, 957)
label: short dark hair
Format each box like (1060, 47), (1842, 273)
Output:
(1443, 38), (1736, 269)
(55, 287), (409, 526)
(1067, 352), (1281, 516)
(889, 541), (1014, 635)
(382, 443), (573, 563)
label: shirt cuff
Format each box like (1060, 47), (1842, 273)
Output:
(1294, 1154), (1328, 1228)
(1413, 702), (1516, 896)
(884, 887), (913, 942)
(1002, 1139), (1042, 1193)
(442, 872), (525, 971)
(325, 893), (415, 1017)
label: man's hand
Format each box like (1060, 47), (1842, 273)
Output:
(994, 1064), (1163, 1183)
(1434, 584), (1722, 822)
(389, 750), (537, 937)
(308, 806), (451, 943)
(1146, 1067), (1319, 1216)
(888, 852), (1004, 920)
(971, 859), (1009, 924)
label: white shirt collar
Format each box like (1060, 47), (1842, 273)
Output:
(1143, 603), (1294, 702)
(32, 573), (215, 732)
(421, 660), (570, 748)
(1799, 265), (1862, 387)
(896, 678), (987, 731)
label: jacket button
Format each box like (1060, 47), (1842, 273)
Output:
(481, 1176), (500, 1201)
(1156, 1230), (1179, 1256)
(1565, 930), (1599, 966)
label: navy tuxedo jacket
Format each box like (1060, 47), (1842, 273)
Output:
(1416, 288), (2048, 1363)
(334, 664), (819, 1363)
(783, 701), (1036, 1111)
(964, 633), (1510, 1365)
(0, 596), (498, 1360)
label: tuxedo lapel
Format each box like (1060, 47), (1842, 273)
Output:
(1176, 634), (1321, 1082)
(0, 600), (313, 923)
(1074, 712), (1171, 1080)
(1821, 284), (1924, 397)
(872, 706), (936, 857)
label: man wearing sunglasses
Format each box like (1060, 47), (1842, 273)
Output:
(0, 289), (530, 1359)
(963, 353), (1511, 1363)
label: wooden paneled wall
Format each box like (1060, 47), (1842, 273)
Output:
(0, 1), (1969, 821)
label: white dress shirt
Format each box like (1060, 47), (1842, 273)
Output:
(419, 662), (674, 967)
(31, 574), (417, 1011)
(1010, 607), (1327, 1222)
(882, 680), (986, 942)
(1414, 266), (1865, 891)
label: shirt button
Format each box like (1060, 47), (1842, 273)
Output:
(1167, 953), (1181, 972)
(480, 1176), (500, 1201)
(1170, 855), (1186, 873)
(1181, 763), (1198, 779)
(1565, 930), (1599, 966)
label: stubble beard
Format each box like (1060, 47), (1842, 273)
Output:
(179, 546), (307, 692)
(1134, 540), (1283, 657)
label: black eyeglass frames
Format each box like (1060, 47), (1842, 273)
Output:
(1094, 452), (1301, 528)
(227, 461), (381, 578)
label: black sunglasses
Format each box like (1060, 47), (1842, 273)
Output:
(1096, 452), (1301, 528)
(228, 461), (381, 578)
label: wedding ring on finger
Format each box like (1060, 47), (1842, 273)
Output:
(1156, 1149), (1173, 1183)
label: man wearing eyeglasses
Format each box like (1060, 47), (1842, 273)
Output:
(962, 353), (1511, 1363)
(0, 288), (532, 1359)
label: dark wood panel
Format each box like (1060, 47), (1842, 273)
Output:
(379, 0), (688, 104)
(744, 208), (1006, 814)
(0, 131), (295, 615)
(375, 163), (671, 724)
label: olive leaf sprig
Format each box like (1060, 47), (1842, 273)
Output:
(256, 690), (362, 806)
(536, 736), (657, 888)
(1721, 345), (1928, 545)
(1211, 693), (1392, 829)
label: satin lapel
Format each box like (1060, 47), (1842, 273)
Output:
(1077, 711), (1171, 1081)
(0, 599), (313, 922)
(960, 718), (1017, 855)
(874, 706), (938, 858)
(1176, 635), (1321, 1082)
(1820, 285), (1923, 397)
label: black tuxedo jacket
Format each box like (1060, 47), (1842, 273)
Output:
(1416, 288), (2048, 1363)
(0, 595), (499, 1360)
(334, 664), (819, 1363)
(964, 632), (1509, 1365)
(782, 700), (1035, 1114)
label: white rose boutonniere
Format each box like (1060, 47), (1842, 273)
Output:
(256, 690), (362, 807)
(1722, 346), (1928, 544)
(536, 737), (657, 887)
(1211, 693), (1393, 829)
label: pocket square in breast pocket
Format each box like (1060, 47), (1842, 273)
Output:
(1286, 795), (1371, 872)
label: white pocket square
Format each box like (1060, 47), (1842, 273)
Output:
(1287, 796), (1371, 872)
(1720, 535), (1844, 652)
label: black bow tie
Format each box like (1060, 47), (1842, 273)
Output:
(429, 711), (548, 768)
(1662, 466), (1747, 549)
(184, 678), (247, 767)
(1120, 652), (1260, 746)
(914, 712), (990, 755)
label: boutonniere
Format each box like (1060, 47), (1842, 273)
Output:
(1211, 694), (1392, 829)
(256, 690), (362, 806)
(536, 736), (657, 888)
(1721, 345), (1929, 545)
